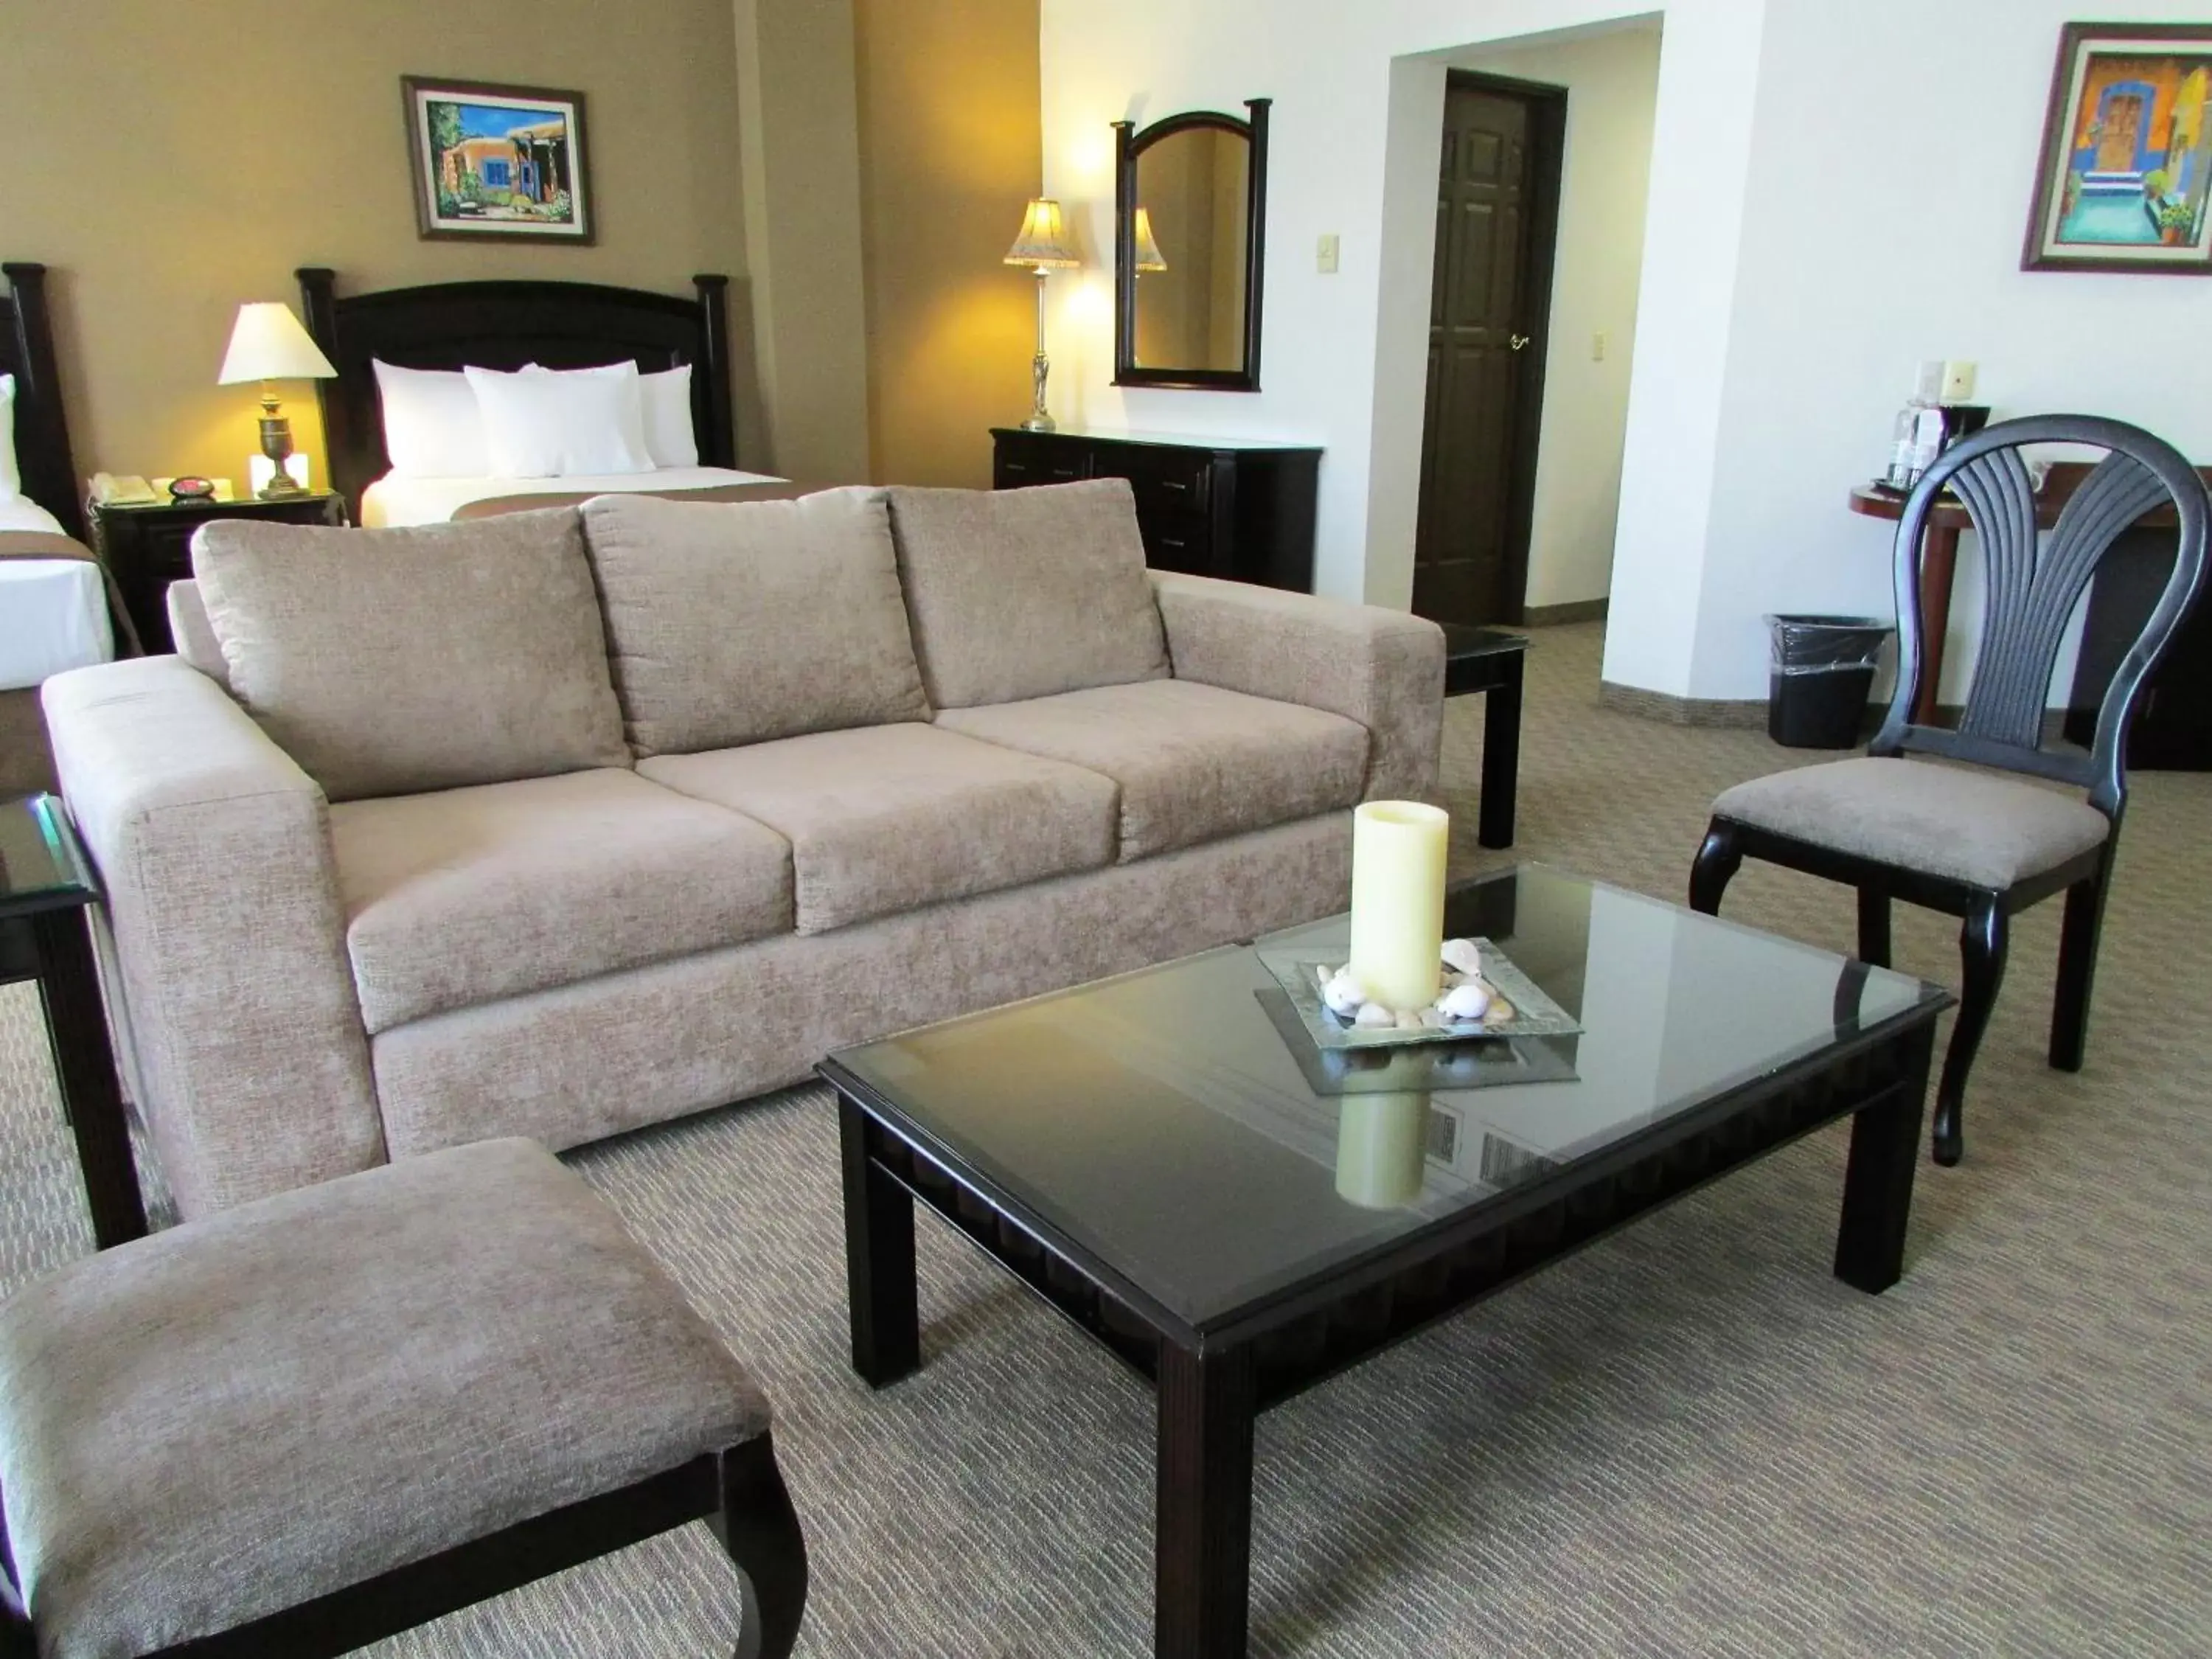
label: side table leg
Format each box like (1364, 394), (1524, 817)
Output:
(1833, 1026), (1933, 1293)
(838, 1094), (919, 1387)
(29, 908), (147, 1248)
(1155, 1341), (1255, 1659)
(1478, 654), (1524, 849)
(1913, 526), (1960, 726)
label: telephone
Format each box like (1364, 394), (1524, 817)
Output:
(88, 473), (159, 507)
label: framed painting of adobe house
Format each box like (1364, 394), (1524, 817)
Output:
(2022, 22), (2212, 274)
(403, 76), (594, 244)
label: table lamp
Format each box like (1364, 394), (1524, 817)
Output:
(1003, 198), (1079, 432)
(1133, 206), (1168, 274)
(217, 301), (335, 498)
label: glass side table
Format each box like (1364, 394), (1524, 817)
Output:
(1439, 625), (1529, 849)
(0, 793), (147, 1248)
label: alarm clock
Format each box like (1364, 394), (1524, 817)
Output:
(167, 476), (217, 502)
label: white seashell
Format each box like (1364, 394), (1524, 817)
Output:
(1484, 997), (1516, 1024)
(1441, 938), (1484, 977)
(1321, 974), (1366, 1018)
(1394, 1009), (1427, 1031)
(1438, 983), (1492, 1022)
(1354, 1001), (1396, 1029)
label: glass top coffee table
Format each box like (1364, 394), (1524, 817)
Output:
(821, 865), (1951, 1658)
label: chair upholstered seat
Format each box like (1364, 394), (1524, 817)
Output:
(330, 767), (795, 1033)
(936, 678), (1371, 862)
(1714, 756), (2110, 889)
(0, 1139), (774, 1659)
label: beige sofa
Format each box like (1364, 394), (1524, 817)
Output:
(44, 479), (1444, 1218)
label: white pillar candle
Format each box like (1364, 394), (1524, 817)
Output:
(1348, 800), (1449, 1012)
(1335, 1094), (1427, 1208)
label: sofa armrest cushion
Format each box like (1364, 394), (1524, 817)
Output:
(41, 657), (383, 1215)
(1149, 572), (1445, 803)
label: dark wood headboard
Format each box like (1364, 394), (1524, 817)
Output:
(296, 268), (735, 518)
(1, 263), (87, 542)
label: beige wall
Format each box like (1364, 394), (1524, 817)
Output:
(853, 0), (1042, 488)
(0, 0), (753, 486)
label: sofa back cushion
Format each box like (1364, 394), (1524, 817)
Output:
(885, 479), (1169, 710)
(192, 509), (628, 802)
(579, 488), (930, 757)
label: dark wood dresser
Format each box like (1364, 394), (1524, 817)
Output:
(990, 428), (1320, 592)
(89, 492), (347, 653)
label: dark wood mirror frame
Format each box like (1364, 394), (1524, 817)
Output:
(1112, 99), (1270, 392)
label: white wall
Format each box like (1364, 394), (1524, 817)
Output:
(1041, 0), (2205, 700)
(1683, 0), (2212, 701)
(1453, 24), (1661, 612)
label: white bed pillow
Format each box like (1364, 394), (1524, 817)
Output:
(465, 363), (654, 479)
(1, 374), (20, 500)
(640, 365), (699, 469)
(373, 361), (490, 478)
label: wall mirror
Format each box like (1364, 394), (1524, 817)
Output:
(1113, 99), (1270, 391)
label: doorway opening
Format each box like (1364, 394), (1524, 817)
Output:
(1412, 71), (1565, 630)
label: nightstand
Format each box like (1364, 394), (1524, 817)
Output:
(88, 491), (347, 653)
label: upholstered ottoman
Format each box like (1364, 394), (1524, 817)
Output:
(0, 1138), (807, 1658)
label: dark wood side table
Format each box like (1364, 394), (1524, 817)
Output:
(0, 794), (147, 1248)
(1848, 484), (1969, 725)
(1441, 625), (1528, 849)
(88, 491), (347, 653)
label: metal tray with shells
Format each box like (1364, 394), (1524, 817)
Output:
(1254, 938), (1583, 1051)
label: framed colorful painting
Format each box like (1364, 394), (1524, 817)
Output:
(403, 77), (594, 244)
(2023, 23), (2212, 274)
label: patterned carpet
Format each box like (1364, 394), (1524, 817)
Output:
(2, 622), (2208, 1656)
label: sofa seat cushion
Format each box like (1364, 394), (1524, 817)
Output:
(886, 479), (1169, 709)
(1714, 756), (2112, 890)
(0, 1139), (772, 1659)
(331, 768), (792, 1033)
(938, 679), (1370, 861)
(192, 509), (628, 802)
(640, 723), (1118, 933)
(580, 488), (930, 757)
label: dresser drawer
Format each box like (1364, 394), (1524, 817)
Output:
(1137, 511), (1215, 577)
(993, 433), (1089, 489)
(1092, 445), (1211, 518)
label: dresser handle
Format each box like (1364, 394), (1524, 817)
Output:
(1158, 538), (1187, 550)
(1003, 462), (1028, 473)
(1050, 468), (1078, 480)
(1161, 479), (1189, 492)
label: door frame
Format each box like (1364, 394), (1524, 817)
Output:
(1431, 69), (1566, 627)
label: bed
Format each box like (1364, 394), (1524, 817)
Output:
(1, 262), (120, 797)
(299, 268), (782, 526)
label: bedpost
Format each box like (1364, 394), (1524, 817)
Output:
(692, 274), (736, 471)
(2, 263), (87, 541)
(296, 268), (362, 518)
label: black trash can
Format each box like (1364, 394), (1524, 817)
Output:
(1765, 615), (1892, 749)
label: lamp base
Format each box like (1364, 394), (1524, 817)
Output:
(1020, 414), (1058, 433)
(257, 409), (306, 499)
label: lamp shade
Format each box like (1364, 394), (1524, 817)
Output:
(1133, 206), (1168, 273)
(1004, 198), (1079, 269)
(217, 302), (336, 384)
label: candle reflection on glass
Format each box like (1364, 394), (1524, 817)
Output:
(1335, 1093), (1427, 1209)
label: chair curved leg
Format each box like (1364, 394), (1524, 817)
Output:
(2049, 866), (2110, 1073)
(1689, 819), (1743, 915)
(712, 1433), (809, 1659)
(1933, 896), (2009, 1167)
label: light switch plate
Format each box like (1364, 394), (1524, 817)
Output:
(1316, 233), (1340, 274)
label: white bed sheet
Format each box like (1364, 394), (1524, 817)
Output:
(361, 467), (784, 528)
(0, 495), (66, 535)
(0, 560), (113, 692)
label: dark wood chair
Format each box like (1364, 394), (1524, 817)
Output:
(1689, 415), (2209, 1166)
(0, 1139), (808, 1658)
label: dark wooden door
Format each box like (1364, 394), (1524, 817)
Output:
(1413, 77), (1559, 627)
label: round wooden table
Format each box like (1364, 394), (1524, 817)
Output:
(1848, 484), (1972, 724)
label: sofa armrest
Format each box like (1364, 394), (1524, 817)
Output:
(1150, 572), (1446, 802)
(42, 657), (383, 1216)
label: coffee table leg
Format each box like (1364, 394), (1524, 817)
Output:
(1155, 1341), (1254, 1659)
(1833, 1028), (1934, 1293)
(29, 907), (147, 1249)
(1478, 654), (1523, 849)
(838, 1095), (919, 1387)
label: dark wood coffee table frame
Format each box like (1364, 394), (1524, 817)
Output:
(822, 990), (1942, 1658)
